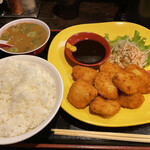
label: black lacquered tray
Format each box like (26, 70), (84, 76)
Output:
(1, 31), (150, 150)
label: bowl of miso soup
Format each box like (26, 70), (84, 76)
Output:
(0, 18), (50, 55)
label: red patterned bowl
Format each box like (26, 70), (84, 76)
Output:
(0, 18), (50, 55)
(65, 32), (111, 67)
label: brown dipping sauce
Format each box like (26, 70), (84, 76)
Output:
(72, 39), (106, 64)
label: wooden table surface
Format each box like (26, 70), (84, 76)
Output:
(0, 0), (119, 29)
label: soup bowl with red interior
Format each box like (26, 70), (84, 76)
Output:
(0, 18), (50, 55)
(65, 32), (111, 67)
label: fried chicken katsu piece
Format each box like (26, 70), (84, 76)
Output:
(100, 61), (123, 77)
(94, 72), (118, 99)
(125, 64), (150, 94)
(89, 96), (121, 116)
(72, 65), (98, 85)
(117, 92), (145, 109)
(67, 80), (98, 109)
(113, 71), (139, 95)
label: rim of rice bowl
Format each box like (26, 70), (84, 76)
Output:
(0, 55), (64, 145)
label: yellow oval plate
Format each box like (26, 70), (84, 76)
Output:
(48, 22), (150, 127)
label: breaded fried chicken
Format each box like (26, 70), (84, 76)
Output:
(125, 64), (150, 94)
(67, 80), (98, 109)
(94, 72), (118, 99)
(113, 71), (139, 95)
(116, 92), (145, 109)
(100, 61), (123, 78)
(89, 96), (121, 116)
(73, 65), (98, 85)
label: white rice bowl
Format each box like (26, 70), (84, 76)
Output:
(0, 55), (64, 145)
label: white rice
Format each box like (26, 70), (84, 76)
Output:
(0, 59), (56, 137)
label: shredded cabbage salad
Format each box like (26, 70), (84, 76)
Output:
(104, 30), (150, 68)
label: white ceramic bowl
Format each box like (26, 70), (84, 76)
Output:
(0, 55), (64, 145)
(0, 18), (50, 55)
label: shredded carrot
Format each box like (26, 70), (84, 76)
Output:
(109, 38), (150, 68)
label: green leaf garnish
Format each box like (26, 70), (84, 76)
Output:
(104, 30), (150, 67)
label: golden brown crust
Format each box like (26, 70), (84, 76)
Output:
(67, 80), (98, 109)
(116, 92), (145, 109)
(125, 64), (150, 94)
(100, 61), (123, 78)
(89, 96), (121, 116)
(72, 65), (98, 85)
(94, 72), (118, 99)
(68, 63), (149, 117)
(113, 71), (139, 95)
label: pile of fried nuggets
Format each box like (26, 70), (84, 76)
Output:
(67, 62), (150, 117)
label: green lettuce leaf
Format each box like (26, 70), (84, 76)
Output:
(104, 33), (128, 49)
(104, 30), (150, 67)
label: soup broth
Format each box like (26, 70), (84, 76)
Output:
(0, 23), (47, 53)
